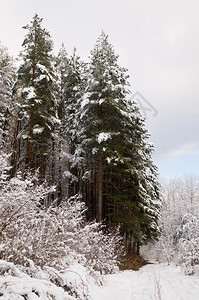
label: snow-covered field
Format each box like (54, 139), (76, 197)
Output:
(90, 263), (199, 300)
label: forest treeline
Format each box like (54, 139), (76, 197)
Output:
(0, 14), (161, 252)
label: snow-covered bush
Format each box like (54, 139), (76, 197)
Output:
(0, 171), (54, 242)
(76, 223), (122, 276)
(174, 213), (199, 275)
(0, 161), (123, 298)
(0, 260), (77, 300)
(0, 180), (122, 274)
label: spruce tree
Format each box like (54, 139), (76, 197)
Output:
(55, 45), (86, 200)
(0, 43), (15, 150)
(78, 31), (132, 221)
(63, 48), (87, 196)
(12, 14), (59, 178)
(111, 103), (161, 250)
(78, 32), (161, 249)
(53, 44), (69, 200)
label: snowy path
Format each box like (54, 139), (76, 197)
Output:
(90, 263), (199, 300)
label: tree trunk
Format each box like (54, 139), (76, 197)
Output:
(10, 119), (21, 177)
(28, 110), (33, 167)
(98, 148), (103, 221)
(40, 129), (45, 179)
(136, 243), (140, 256)
(27, 63), (36, 168)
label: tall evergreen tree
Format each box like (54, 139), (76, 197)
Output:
(78, 31), (132, 221)
(63, 48), (87, 197)
(53, 44), (69, 200)
(55, 44), (69, 124)
(78, 32), (160, 249)
(111, 103), (161, 250)
(55, 45), (86, 200)
(0, 43), (15, 150)
(12, 14), (59, 178)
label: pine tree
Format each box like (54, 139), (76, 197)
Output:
(53, 44), (69, 200)
(54, 45), (86, 200)
(12, 14), (59, 178)
(63, 48), (87, 197)
(55, 44), (69, 124)
(111, 104), (161, 251)
(78, 32), (161, 250)
(0, 43), (15, 150)
(78, 31), (132, 221)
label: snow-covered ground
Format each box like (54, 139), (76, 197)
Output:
(1, 261), (199, 299)
(90, 263), (199, 300)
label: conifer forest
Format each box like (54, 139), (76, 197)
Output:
(1, 14), (199, 300)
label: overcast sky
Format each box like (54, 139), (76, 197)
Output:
(1, 0), (199, 178)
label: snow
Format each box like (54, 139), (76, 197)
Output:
(106, 157), (111, 164)
(63, 170), (78, 182)
(113, 84), (123, 91)
(0, 276), (70, 300)
(33, 127), (44, 134)
(22, 87), (36, 99)
(0, 261), (69, 300)
(80, 93), (90, 109)
(0, 260), (89, 300)
(36, 74), (46, 81)
(97, 132), (111, 144)
(37, 64), (47, 73)
(90, 263), (199, 300)
(99, 98), (105, 105)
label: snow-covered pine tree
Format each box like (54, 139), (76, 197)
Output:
(53, 44), (70, 201)
(62, 48), (87, 197)
(55, 44), (69, 124)
(0, 43), (15, 150)
(118, 103), (161, 250)
(77, 31), (130, 221)
(12, 14), (59, 179)
(54, 45), (86, 200)
(78, 32), (160, 251)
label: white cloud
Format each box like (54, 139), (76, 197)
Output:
(170, 143), (199, 158)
